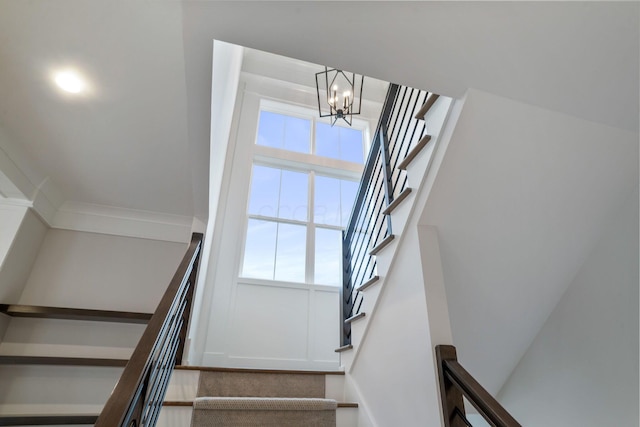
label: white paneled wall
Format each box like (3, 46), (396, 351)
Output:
(203, 280), (340, 370)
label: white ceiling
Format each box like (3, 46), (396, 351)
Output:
(182, 2), (638, 132)
(0, 1), (195, 217)
(0, 1), (636, 222)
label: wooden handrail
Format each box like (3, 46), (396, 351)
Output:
(95, 232), (203, 427)
(436, 345), (522, 427)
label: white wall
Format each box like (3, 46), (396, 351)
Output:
(420, 88), (639, 395)
(186, 40), (244, 365)
(0, 204), (26, 266)
(497, 189), (639, 426)
(0, 207), (48, 341)
(0, 209), (48, 303)
(349, 226), (449, 427)
(18, 229), (187, 312)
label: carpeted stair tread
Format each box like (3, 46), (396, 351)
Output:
(197, 370), (325, 398)
(191, 397), (337, 427)
(194, 397), (337, 411)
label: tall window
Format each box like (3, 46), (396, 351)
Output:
(241, 105), (366, 286)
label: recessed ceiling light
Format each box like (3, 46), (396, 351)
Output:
(54, 70), (86, 94)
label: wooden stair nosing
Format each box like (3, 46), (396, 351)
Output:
(0, 414), (98, 426)
(0, 355), (128, 367)
(334, 344), (353, 353)
(338, 402), (359, 408)
(162, 400), (359, 408)
(381, 187), (413, 215)
(0, 304), (152, 324)
(163, 401), (193, 407)
(414, 94), (440, 120)
(356, 276), (380, 292)
(344, 312), (366, 325)
(174, 366), (345, 375)
(369, 234), (395, 256)
(398, 135), (432, 170)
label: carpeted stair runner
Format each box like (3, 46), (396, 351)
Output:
(197, 370), (326, 397)
(192, 397), (337, 426)
(191, 370), (337, 426)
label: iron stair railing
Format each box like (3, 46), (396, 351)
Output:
(341, 83), (431, 346)
(95, 233), (203, 427)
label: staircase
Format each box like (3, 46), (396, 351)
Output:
(0, 234), (204, 426)
(0, 227), (362, 426)
(158, 367), (357, 426)
(337, 86), (452, 375)
(0, 305), (149, 425)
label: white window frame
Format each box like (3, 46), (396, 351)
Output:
(239, 99), (368, 286)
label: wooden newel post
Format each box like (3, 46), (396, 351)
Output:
(436, 345), (467, 427)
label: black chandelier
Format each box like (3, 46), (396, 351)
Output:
(315, 67), (364, 126)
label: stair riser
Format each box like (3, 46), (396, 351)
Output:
(325, 375), (345, 401)
(157, 406), (191, 427)
(0, 318), (143, 360)
(165, 369), (199, 401)
(404, 142), (436, 189)
(0, 366), (122, 412)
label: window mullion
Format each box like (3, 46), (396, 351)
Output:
(247, 214), (307, 227)
(311, 117), (316, 156)
(271, 169), (285, 280)
(306, 171), (315, 284)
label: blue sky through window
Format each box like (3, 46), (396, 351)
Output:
(257, 111), (311, 154)
(316, 122), (364, 164)
(248, 165), (308, 222)
(315, 175), (359, 228)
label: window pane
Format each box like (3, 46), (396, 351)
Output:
(257, 111), (310, 154)
(248, 165), (280, 217)
(315, 122), (364, 164)
(283, 116), (311, 153)
(314, 175), (341, 226)
(340, 180), (359, 228)
(274, 223), (306, 283)
(315, 227), (342, 286)
(279, 170), (308, 221)
(315, 122), (340, 160)
(257, 111), (285, 149)
(242, 219), (277, 279)
(339, 127), (364, 164)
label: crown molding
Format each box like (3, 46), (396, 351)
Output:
(53, 202), (193, 243)
(0, 131), (193, 243)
